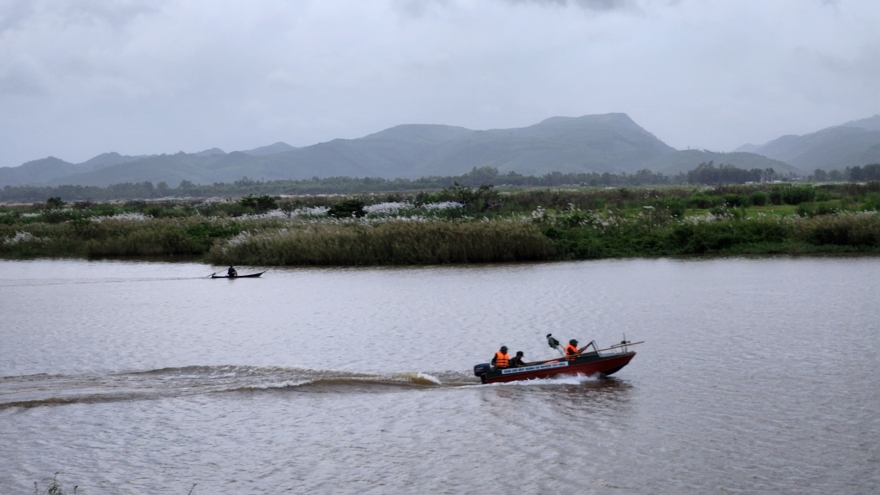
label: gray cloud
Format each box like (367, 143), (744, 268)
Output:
(816, 45), (880, 88)
(392, 0), (451, 17)
(0, 0), (34, 33)
(0, 60), (50, 96)
(58, 1), (159, 27)
(0, 0), (878, 169)
(503, 0), (635, 10)
(1, 0), (158, 32)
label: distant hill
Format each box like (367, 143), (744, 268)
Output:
(193, 148), (226, 157)
(855, 144), (880, 165)
(2, 114), (798, 187)
(0, 157), (81, 186)
(80, 152), (146, 169)
(735, 114), (880, 171)
(840, 114), (880, 131)
(45, 153), (220, 187)
(414, 114), (680, 176)
(0, 153), (153, 187)
(241, 142), (297, 156)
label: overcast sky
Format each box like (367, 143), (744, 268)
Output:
(1, 0), (879, 168)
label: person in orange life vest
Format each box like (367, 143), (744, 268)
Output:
(565, 339), (579, 361)
(509, 351), (527, 367)
(492, 346), (510, 369)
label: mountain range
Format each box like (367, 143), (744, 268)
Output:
(734, 115), (880, 172)
(2, 113), (878, 188)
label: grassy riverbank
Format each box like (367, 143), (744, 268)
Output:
(2, 183), (879, 264)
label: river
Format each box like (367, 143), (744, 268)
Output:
(1, 257), (877, 494)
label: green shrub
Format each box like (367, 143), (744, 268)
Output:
(794, 213), (880, 246)
(729, 207), (746, 219)
(797, 201), (838, 217)
(769, 190), (783, 205)
(669, 223), (734, 253)
(145, 205), (188, 218)
(91, 204), (118, 217)
(796, 203), (813, 217)
(668, 218), (789, 254)
(723, 194), (748, 207)
(667, 199), (686, 218)
(749, 191), (768, 206)
(709, 205), (727, 216)
(328, 199), (366, 218)
(240, 194), (278, 213)
(43, 210), (74, 224)
(862, 193), (880, 211)
(199, 202), (249, 217)
(782, 186), (816, 205)
(686, 193), (720, 209)
(0, 211), (20, 225)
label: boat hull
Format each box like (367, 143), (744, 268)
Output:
(480, 351), (636, 384)
(211, 271), (265, 279)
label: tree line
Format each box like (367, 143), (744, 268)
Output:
(808, 164), (880, 182)
(2, 162), (876, 202)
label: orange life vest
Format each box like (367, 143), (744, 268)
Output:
(565, 344), (579, 360)
(494, 351), (509, 368)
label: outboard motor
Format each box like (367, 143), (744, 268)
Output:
(473, 363), (491, 377)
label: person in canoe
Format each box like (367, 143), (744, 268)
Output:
(565, 339), (580, 361)
(227, 265), (238, 278)
(509, 351), (527, 368)
(491, 346), (510, 369)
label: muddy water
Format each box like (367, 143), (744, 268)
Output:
(1, 258), (877, 494)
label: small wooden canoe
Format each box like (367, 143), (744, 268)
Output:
(211, 271), (266, 279)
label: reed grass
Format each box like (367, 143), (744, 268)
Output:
(0, 217), (247, 258)
(792, 212), (880, 247)
(206, 219), (554, 265)
(2, 185), (879, 264)
(538, 208), (880, 257)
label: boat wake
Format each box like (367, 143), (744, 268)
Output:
(488, 373), (601, 386)
(0, 365), (476, 410)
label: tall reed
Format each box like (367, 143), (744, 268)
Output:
(3, 188), (879, 263)
(0, 217), (246, 258)
(206, 219), (554, 265)
(792, 212), (880, 247)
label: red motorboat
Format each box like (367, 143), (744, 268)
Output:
(473, 340), (643, 384)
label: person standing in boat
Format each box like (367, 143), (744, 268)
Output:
(491, 346), (510, 369)
(227, 265), (238, 278)
(547, 333), (564, 356)
(565, 339), (580, 361)
(509, 351), (527, 368)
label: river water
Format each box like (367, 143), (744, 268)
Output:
(0, 257), (877, 494)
